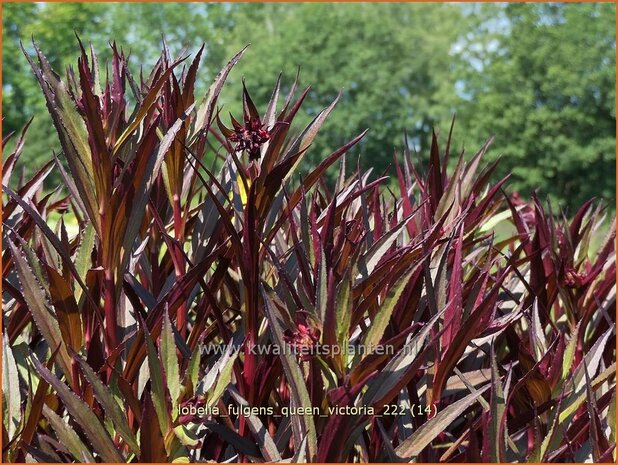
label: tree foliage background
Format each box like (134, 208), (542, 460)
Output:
(2, 2), (615, 210)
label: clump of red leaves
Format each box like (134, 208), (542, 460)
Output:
(2, 40), (615, 463)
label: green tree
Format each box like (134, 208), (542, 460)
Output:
(458, 3), (616, 209)
(2, 2), (39, 135)
(212, 3), (467, 176)
(3, 3), (110, 174)
(2, 3), (615, 209)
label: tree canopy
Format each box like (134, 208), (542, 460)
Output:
(459, 3), (616, 208)
(2, 2), (615, 210)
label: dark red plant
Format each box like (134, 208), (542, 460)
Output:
(2, 39), (615, 464)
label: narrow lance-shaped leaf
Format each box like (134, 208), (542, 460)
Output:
(356, 214), (413, 283)
(3, 186), (96, 310)
(42, 405), (96, 462)
(2, 333), (21, 440)
(29, 353), (124, 462)
(22, 41), (100, 235)
(184, 345), (201, 396)
(335, 269), (352, 371)
(359, 264), (417, 360)
(202, 330), (243, 408)
(45, 264), (83, 352)
(116, 103), (195, 291)
(8, 240), (73, 380)
(559, 362), (616, 428)
(583, 359), (610, 462)
(559, 322), (580, 386)
(530, 384), (566, 462)
(74, 221), (95, 304)
(161, 310), (181, 416)
(315, 242), (328, 323)
(2, 116), (33, 187)
(395, 384), (490, 459)
(228, 386), (282, 462)
(140, 390), (168, 463)
(263, 130), (368, 247)
(144, 323), (171, 438)
(572, 328), (612, 392)
(259, 73), (282, 157)
(607, 391), (616, 448)
(362, 306), (445, 408)
(192, 45), (249, 140)
(280, 91), (342, 182)
(72, 353), (140, 455)
(262, 284), (318, 461)
(112, 56), (188, 155)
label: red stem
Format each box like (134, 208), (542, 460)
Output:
(172, 194), (188, 338)
(103, 268), (119, 351)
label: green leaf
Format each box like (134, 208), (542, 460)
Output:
(8, 240), (73, 380)
(30, 353), (124, 462)
(363, 306), (445, 408)
(262, 285), (318, 461)
(185, 346), (201, 396)
(42, 405), (96, 462)
(228, 386), (282, 462)
(559, 363), (616, 425)
(173, 424), (200, 447)
(395, 384), (490, 459)
(2, 333), (21, 440)
(73, 354), (140, 455)
(561, 324), (580, 381)
(192, 45), (249, 140)
(116, 103), (195, 290)
(161, 310), (181, 417)
(478, 207), (520, 233)
(22, 41), (100, 235)
(316, 243), (328, 323)
(204, 332), (242, 409)
(360, 265), (416, 361)
(335, 269), (352, 370)
(572, 328), (612, 392)
(144, 325), (171, 438)
(355, 216), (411, 283)
(74, 221), (95, 304)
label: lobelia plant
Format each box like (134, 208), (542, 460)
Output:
(2, 39), (616, 463)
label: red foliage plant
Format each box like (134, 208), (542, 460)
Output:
(1, 40), (615, 463)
